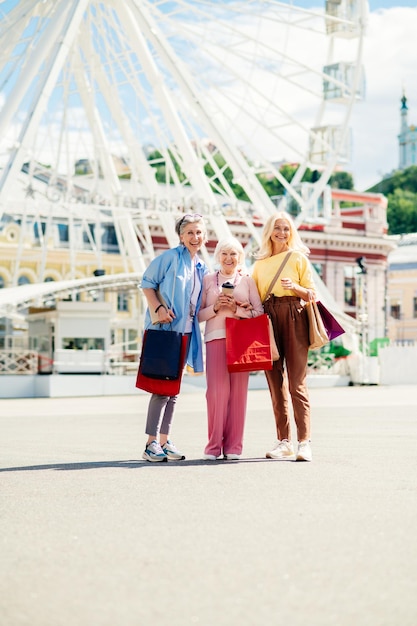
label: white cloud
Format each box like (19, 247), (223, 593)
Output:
(349, 7), (417, 190)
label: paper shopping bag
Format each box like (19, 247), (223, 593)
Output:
(226, 314), (273, 373)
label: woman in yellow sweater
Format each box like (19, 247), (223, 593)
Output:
(252, 212), (316, 462)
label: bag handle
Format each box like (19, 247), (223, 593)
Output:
(263, 251), (292, 303)
(151, 255), (178, 325)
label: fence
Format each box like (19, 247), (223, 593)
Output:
(0, 350), (38, 375)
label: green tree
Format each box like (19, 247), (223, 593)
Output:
(328, 171), (354, 190)
(368, 166), (417, 196)
(386, 188), (417, 235)
(204, 153), (249, 201)
(147, 149), (188, 185)
(257, 164), (306, 199)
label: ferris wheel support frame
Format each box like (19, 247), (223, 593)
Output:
(127, 0), (279, 219)
(0, 0), (90, 217)
(0, 0), (368, 283)
(292, 0), (368, 224)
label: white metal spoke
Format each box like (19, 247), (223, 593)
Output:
(0, 0), (366, 280)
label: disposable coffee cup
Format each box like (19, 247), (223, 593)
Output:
(222, 281), (234, 296)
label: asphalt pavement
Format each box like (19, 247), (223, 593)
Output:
(1, 382), (417, 626)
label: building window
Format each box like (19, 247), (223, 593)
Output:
(312, 262), (323, 279)
(58, 224), (69, 244)
(0, 276), (4, 289)
(127, 328), (138, 350)
(391, 304), (401, 320)
(18, 275), (31, 286)
(63, 337), (104, 350)
(344, 266), (356, 307)
(117, 293), (129, 312)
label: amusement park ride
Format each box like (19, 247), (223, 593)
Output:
(0, 0), (374, 388)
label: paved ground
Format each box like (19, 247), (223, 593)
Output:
(1, 382), (417, 626)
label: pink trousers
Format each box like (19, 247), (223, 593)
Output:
(204, 339), (250, 456)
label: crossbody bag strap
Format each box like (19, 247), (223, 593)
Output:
(262, 251), (292, 303)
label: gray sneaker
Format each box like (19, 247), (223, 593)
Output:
(266, 439), (295, 460)
(142, 440), (168, 463)
(162, 440), (185, 460)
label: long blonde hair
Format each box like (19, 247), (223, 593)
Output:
(255, 211), (310, 259)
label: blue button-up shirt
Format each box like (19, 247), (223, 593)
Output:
(141, 245), (208, 373)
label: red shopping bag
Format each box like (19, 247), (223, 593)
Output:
(225, 314), (273, 373)
(136, 333), (189, 395)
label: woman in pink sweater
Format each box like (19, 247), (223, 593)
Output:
(198, 237), (264, 460)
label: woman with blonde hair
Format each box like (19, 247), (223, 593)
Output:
(252, 211), (316, 462)
(198, 236), (263, 460)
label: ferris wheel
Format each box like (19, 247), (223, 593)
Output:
(0, 0), (367, 279)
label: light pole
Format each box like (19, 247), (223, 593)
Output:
(356, 257), (368, 384)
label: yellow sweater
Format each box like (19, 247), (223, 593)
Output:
(252, 251), (316, 302)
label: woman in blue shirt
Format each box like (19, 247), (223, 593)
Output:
(140, 213), (208, 462)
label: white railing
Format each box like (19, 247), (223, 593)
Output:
(0, 347), (142, 376)
(107, 350), (140, 375)
(0, 350), (38, 375)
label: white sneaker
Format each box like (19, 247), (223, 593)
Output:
(297, 441), (312, 462)
(203, 454), (219, 461)
(224, 454), (241, 460)
(162, 440), (185, 460)
(142, 440), (168, 463)
(266, 439), (295, 460)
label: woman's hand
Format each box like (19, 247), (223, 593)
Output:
(238, 300), (253, 312)
(213, 294), (237, 314)
(281, 277), (294, 290)
(157, 306), (175, 324)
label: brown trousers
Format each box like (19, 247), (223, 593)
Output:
(263, 296), (311, 442)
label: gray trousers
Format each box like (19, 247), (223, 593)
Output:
(145, 393), (178, 438)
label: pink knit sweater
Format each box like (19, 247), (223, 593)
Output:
(198, 271), (264, 343)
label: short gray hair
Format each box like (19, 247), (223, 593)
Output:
(175, 213), (206, 237)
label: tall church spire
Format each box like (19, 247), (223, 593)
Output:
(400, 90), (408, 134)
(398, 90), (416, 170)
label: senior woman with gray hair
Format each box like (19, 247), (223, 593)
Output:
(140, 213), (208, 462)
(198, 237), (263, 460)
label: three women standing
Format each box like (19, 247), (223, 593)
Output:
(140, 210), (316, 463)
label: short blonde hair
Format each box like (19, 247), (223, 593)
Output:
(256, 211), (310, 259)
(214, 236), (245, 267)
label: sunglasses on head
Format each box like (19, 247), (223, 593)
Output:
(178, 213), (203, 228)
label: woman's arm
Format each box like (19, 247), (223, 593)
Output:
(142, 287), (175, 324)
(235, 277), (265, 318)
(281, 279), (315, 302)
(197, 276), (221, 322)
(281, 254), (316, 301)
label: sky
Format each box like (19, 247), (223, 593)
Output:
(295, 1), (417, 190)
(351, 2), (417, 190)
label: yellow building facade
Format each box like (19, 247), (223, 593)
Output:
(387, 235), (417, 343)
